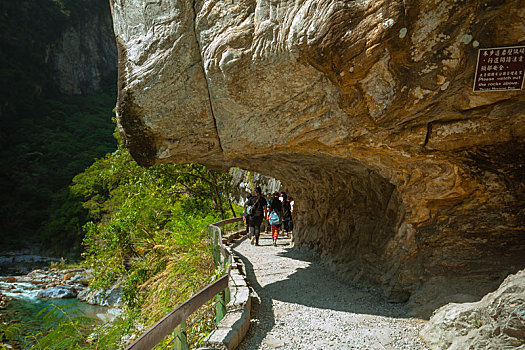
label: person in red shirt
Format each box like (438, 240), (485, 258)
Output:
(268, 192), (283, 247)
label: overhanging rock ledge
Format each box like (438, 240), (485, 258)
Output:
(110, 0), (525, 316)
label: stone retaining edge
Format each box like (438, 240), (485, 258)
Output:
(200, 242), (252, 350)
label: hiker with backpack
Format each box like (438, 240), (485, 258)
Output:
(268, 192), (283, 247)
(246, 187), (267, 246)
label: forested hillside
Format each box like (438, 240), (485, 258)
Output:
(0, 0), (117, 252)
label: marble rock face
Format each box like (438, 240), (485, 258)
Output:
(420, 269), (525, 349)
(110, 0), (525, 315)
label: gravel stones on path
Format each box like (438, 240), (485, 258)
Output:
(233, 232), (429, 349)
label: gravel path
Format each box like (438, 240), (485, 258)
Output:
(232, 232), (429, 350)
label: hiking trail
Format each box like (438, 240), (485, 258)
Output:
(232, 232), (429, 350)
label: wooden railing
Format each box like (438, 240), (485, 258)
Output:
(125, 217), (244, 350)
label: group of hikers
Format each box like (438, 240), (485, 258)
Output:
(243, 186), (294, 246)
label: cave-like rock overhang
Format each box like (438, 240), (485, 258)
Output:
(110, 0), (525, 315)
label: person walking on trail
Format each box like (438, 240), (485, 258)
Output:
(243, 193), (252, 234)
(265, 195), (272, 234)
(268, 192), (283, 247)
(246, 187), (267, 246)
(281, 192), (293, 237)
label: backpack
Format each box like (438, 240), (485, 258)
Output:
(244, 204), (254, 216)
(268, 210), (281, 225)
(244, 197), (259, 216)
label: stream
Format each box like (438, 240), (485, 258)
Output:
(1, 278), (116, 327)
(0, 253), (119, 347)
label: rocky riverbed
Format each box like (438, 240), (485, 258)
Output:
(1, 268), (89, 300)
(0, 249), (123, 308)
(0, 267), (122, 306)
(0, 264), (123, 340)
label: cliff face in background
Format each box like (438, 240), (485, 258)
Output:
(47, 10), (117, 94)
(229, 168), (282, 204)
(110, 0), (525, 316)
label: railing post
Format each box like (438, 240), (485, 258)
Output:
(173, 320), (189, 350)
(212, 227), (220, 266)
(224, 283), (231, 305)
(215, 290), (227, 323)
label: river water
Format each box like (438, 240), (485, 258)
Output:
(0, 257), (117, 347)
(1, 278), (114, 328)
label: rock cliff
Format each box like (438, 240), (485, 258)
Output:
(47, 10), (117, 94)
(110, 0), (525, 315)
(229, 168), (282, 204)
(421, 269), (525, 349)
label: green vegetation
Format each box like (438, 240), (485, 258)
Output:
(24, 304), (96, 349)
(74, 139), (236, 297)
(0, 91), (117, 252)
(0, 323), (22, 347)
(473, 319), (482, 328)
(10, 140), (238, 348)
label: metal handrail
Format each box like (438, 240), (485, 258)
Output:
(125, 217), (244, 350)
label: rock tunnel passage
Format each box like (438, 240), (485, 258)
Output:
(232, 233), (428, 349)
(232, 147), (525, 317)
(108, 0), (525, 346)
(234, 154), (412, 304)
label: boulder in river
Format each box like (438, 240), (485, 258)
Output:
(37, 285), (78, 299)
(77, 283), (122, 307)
(68, 274), (90, 286)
